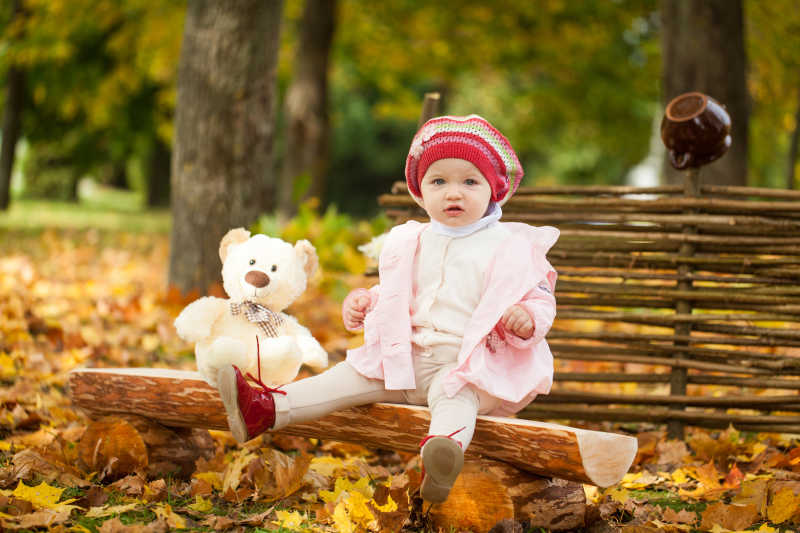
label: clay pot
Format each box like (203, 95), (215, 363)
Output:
(660, 92), (732, 170)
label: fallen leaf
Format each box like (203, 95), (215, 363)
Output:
(260, 448), (311, 501)
(656, 439), (691, 466)
(10, 448), (89, 488)
(143, 479), (167, 502)
(85, 503), (143, 518)
(74, 485), (109, 509)
(732, 477), (769, 515)
(221, 450), (256, 494)
(187, 494), (213, 513)
(152, 503), (188, 529)
(200, 515), (235, 529)
(699, 502), (759, 531)
(767, 486), (800, 524)
(723, 464), (744, 489)
(11, 480), (78, 511)
(273, 509), (306, 531)
(661, 507), (697, 524)
(109, 474), (146, 497)
(78, 417), (148, 480)
(0, 507), (72, 530)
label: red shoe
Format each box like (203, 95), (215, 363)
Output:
(217, 355), (288, 443)
(419, 429), (465, 503)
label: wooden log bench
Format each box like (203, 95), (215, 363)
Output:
(69, 367), (638, 530)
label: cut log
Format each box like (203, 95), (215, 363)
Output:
(68, 367), (635, 488)
(68, 367), (637, 487)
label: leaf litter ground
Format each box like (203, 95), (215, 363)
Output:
(2, 228), (800, 532)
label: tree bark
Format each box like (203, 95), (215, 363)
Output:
(787, 85), (800, 189)
(169, 0), (284, 294)
(661, 0), (749, 186)
(0, 0), (27, 211)
(146, 138), (171, 207)
(277, 0), (337, 216)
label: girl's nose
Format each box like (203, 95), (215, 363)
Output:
(445, 185), (463, 199)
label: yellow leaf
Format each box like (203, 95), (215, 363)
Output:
(85, 503), (142, 518)
(187, 495), (213, 514)
(333, 501), (355, 533)
(12, 480), (78, 511)
(320, 477), (374, 504)
(670, 468), (690, 485)
(223, 451), (257, 493)
(193, 472), (223, 491)
(273, 509), (306, 531)
(372, 494), (397, 513)
(606, 487), (629, 504)
(153, 503), (187, 529)
(620, 471), (642, 487)
(767, 486), (800, 524)
(310, 456), (348, 477)
(0, 352), (17, 379)
(343, 491), (374, 524)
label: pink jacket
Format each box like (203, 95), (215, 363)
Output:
(344, 221), (559, 416)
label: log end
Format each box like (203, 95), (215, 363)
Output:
(576, 429), (638, 487)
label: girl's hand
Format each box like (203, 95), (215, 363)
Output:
(343, 292), (371, 331)
(501, 305), (534, 339)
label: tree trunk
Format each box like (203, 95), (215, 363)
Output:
(661, 0), (749, 186)
(0, 0), (27, 211)
(277, 0), (337, 217)
(146, 138), (171, 207)
(787, 85), (800, 190)
(108, 163), (128, 189)
(169, 0), (284, 294)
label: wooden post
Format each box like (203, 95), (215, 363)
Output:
(417, 92), (441, 128)
(669, 167), (699, 439)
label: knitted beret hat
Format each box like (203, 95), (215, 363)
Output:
(405, 114), (524, 206)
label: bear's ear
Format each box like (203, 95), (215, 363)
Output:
(219, 228), (251, 263)
(295, 239), (319, 279)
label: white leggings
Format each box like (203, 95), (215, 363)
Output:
(272, 347), (499, 451)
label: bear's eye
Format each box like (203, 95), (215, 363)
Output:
(271, 265), (277, 272)
(249, 259), (256, 266)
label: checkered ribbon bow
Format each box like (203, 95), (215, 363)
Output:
(230, 301), (284, 338)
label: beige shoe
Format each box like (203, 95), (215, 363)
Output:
(420, 436), (464, 503)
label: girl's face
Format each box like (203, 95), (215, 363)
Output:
(419, 158), (492, 227)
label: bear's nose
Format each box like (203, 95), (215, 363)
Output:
(245, 270), (270, 288)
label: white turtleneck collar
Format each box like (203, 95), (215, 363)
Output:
(429, 203), (503, 238)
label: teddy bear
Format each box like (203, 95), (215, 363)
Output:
(174, 228), (328, 387)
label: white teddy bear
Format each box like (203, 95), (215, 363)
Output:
(174, 228), (328, 387)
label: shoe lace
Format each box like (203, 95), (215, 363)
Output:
(419, 426), (466, 449)
(245, 336), (288, 396)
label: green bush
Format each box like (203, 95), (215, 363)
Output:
(254, 200), (391, 276)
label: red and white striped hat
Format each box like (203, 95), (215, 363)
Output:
(405, 114), (524, 206)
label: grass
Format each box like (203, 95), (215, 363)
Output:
(1, 181), (170, 233)
(0, 199), (170, 233)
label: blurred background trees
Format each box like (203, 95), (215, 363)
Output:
(1, 0), (799, 291)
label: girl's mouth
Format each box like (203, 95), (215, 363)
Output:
(445, 206), (464, 216)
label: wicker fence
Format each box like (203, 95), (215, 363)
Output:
(380, 175), (800, 436)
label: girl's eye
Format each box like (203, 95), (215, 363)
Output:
(465, 178), (478, 185)
(432, 178), (446, 185)
(249, 259), (256, 265)
(271, 265), (278, 272)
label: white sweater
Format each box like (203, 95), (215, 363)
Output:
(410, 221), (511, 355)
